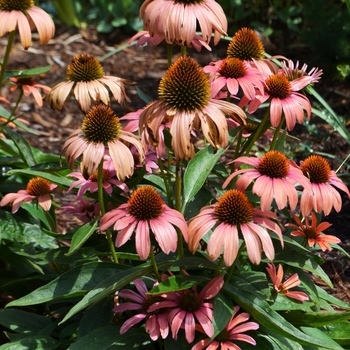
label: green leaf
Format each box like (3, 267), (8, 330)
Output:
(68, 326), (149, 350)
(283, 310), (350, 327)
(6, 262), (128, 307)
(135, 85), (154, 104)
(323, 322), (350, 345)
(66, 220), (98, 256)
(0, 336), (59, 350)
(315, 285), (350, 310)
(301, 326), (346, 349)
(223, 282), (343, 349)
(3, 127), (36, 167)
(0, 309), (52, 335)
(183, 145), (226, 211)
(148, 275), (205, 294)
(270, 294), (315, 311)
(212, 291), (234, 337)
(5, 65), (52, 79)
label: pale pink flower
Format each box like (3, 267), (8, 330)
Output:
(299, 155), (350, 216)
(10, 77), (51, 107)
(223, 151), (312, 212)
(203, 58), (266, 100)
(139, 56), (246, 160)
(266, 263), (309, 302)
(129, 30), (211, 51)
(60, 198), (100, 224)
(189, 189), (283, 266)
(0, 1), (55, 49)
(113, 278), (170, 341)
(0, 177), (57, 213)
(287, 212), (340, 251)
(240, 73), (314, 131)
(46, 53), (133, 113)
(131, 146), (159, 174)
(192, 305), (259, 350)
(62, 104), (144, 181)
(99, 186), (188, 260)
(140, 0), (227, 47)
(149, 276), (224, 344)
(281, 60), (323, 84)
(67, 163), (128, 199)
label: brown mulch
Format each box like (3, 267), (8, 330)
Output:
(1, 25), (350, 305)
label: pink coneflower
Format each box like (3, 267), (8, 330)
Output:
(9, 77), (51, 107)
(62, 104), (144, 181)
(203, 57), (266, 100)
(266, 263), (309, 302)
(0, 0), (55, 49)
(223, 151), (311, 212)
(45, 53), (134, 113)
(139, 56), (246, 160)
(240, 72), (314, 131)
(60, 198), (100, 224)
(0, 177), (57, 213)
(299, 155), (350, 216)
(129, 30), (211, 52)
(99, 186), (188, 260)
(192, 305), (259, 350)
(140, 0), (227, 47)
(67, 160), (128, 199)
(188, 189), (283, 266)
(149, 276), (224, 344)
(113, 278), (169, 341)
(287, 212), (340, 251)
(281, 60), (323, 84)
(131, 146), (159, 174)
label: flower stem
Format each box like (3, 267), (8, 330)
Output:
(98, 160), (118, 264)
(225, 241), (246, 283)
(149, 245), (161, 282)
(167, 44), (173, 67)
(158, 158), (173, 208)
(240, 108), (271, 156)
(175, 159), (184, 259)
(0, 31), (15, 89)
(180, 45), (187, 57)
(269, 115), (284, 150)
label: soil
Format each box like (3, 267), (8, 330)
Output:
(1, 25), (350, 305)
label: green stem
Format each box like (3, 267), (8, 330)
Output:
(180, 45), (187, 56)
(225, 241), (246, 283)
(0, 31), (15, 89)
(175, 159), (184, 259)
(158, 158), (173, 208)
(231, 128), (243, 173)
(240, 108), (271, 156)
(269, 115), (284, 150)
(167, 43), (173, 67)
(98, 160), (118, 264)
(149, 245), (161, 282)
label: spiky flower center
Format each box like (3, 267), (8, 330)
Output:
(82, 104), (122, 145)
(178, 289), (203, 312)
(300, 155), (331, 183)
(227, 27), (265, 61)
(303, 228), (319, 239)
(128, 186), (164, 221)
(244, 122), (258, 133)
(158, 56), (210, 112)
(0, 0), (33, 11)
(88, 169), (111, 182)
(26, 177), (52, 196)
(218, 58), (247, 79)
(174, 0), (203, 4)
(214, 189), (253, 225)
(66, 53), (104, 82)
(265, 74), (291, 99)
(257, 151), (290, 178)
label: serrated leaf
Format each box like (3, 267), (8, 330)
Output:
(66, 220), (98, 256)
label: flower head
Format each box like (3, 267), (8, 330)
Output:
(281, 60), (323, 84)
(140, 0), (227, 47)
(45, 53), (134, 112)
(62, 104), (144, 181)
(10, 77), (51, 107)
(150, 276), (224, 344)
(60, 198), (100, 224)
(223, 151), (311, 211)
(0, 177), (57, 213)
(188, 189), (283, 265)
(139, 56), (246, 160)
(203, 57), (266, 100)
(113, 278), (170, 341)
(266, 263), (309, 302)
(0, 0), (55, 49)
(287, 212), (340, 251)
(192, 305), (259, 350)
(299, 155), (350, 216)
(99, 186), (188, 259)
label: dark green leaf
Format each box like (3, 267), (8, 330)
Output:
(5, 65), (52, 79)
(212, 291), (234, 337)
(0, 336), (59, 350)
(323, 322), (350, 345)
(148, 275), (205, 294)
